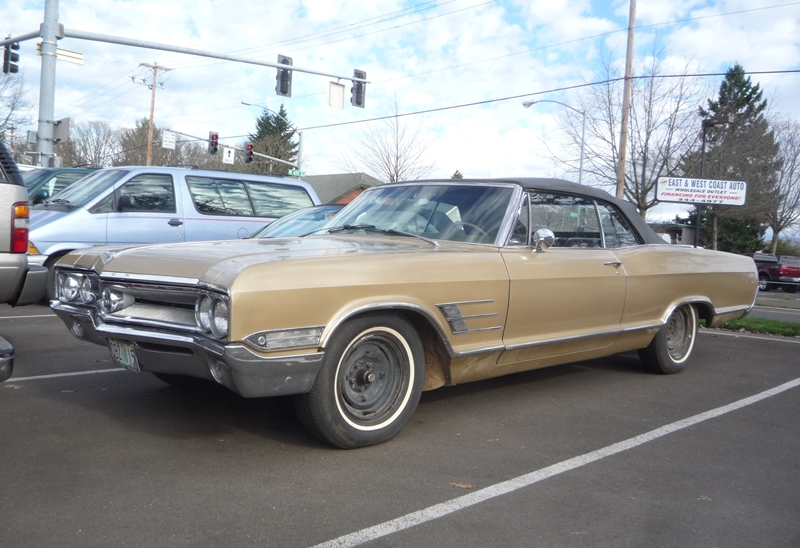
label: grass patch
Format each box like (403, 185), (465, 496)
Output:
(716, 317), (800, 337)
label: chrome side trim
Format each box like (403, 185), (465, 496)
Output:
(436, 300), (502, 334)
(504, 327), (624, 351)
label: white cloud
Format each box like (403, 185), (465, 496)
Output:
(0, 0), (797, 191)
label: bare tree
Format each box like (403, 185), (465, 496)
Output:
(0, 73), (34, 149)
(342, 98), (435, 183)
(765, 118), (800, 253)
(64, 121), (120, 167)
(112, 119), (209, 167)
(551, 44), (707, 218)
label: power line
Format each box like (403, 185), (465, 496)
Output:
(296, 69), (800, 132)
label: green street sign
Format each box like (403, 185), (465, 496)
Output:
(288, 169), (305, 177)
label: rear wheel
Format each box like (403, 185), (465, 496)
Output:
(294, 313), (425, 448)
(783, 284), (799, 293)
(638, 304), (698, 375)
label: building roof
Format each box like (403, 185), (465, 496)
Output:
(301, 173), (383, 204)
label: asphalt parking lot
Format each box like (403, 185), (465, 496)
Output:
(1, 304), (799, 547)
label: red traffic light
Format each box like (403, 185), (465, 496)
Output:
(208, 131), (219, 154)
(245, 143), (254, 164)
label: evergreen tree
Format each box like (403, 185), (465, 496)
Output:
(680, 64), (780, 249)
(451, 170), (464, 179)
(247, 104), (298, 176)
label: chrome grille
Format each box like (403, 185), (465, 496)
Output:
(107, 303), (196, 327)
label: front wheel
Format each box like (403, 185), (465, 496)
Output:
(757, 274), (770, 291)
(294, 313), (425, 448)
(638, 304), (698, 374)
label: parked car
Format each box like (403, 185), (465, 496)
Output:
(22, 166), (99, 204)
(743, 253), (800, 292)
(249, 204), (344, 239)
(0, 141), (48, 382)
(50, 178), (758, 448)
(29, 166), (320, 299)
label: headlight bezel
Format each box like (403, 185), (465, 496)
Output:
(57, 271), (94, 303)
(195, 292), (229, 340)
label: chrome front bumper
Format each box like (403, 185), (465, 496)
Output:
(51, 302), (324, 398)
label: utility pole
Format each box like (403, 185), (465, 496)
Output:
(616, 0), (637, 199)
(139, 62), (171, 166)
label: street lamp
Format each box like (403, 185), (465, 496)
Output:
(241, 101), (304, 170)
(523, 99), (586, 185)
(693, 113), (734, 247)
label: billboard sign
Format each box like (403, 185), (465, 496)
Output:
(656, 177), (747, 206)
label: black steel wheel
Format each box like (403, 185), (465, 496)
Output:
(638, 304), (698, 374)
(294, 313), (424, 448)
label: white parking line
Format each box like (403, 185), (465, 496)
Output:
(0, 314), (58, 320)
(10, 368), (125, 382)
(311, 377), (800, 548)
(700, 328), (800, 344)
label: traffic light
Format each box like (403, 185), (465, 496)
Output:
(208, 131), (219, 154)
(350, 69), (366, 108)
(3, 41), (20, 75)
(275, 55), (293, 97)
(245, 143), (254, 164)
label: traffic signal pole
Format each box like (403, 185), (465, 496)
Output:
(3, 0), (369, 168)
(36, 0), (59, 166)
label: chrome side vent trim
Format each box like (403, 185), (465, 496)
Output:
(436, 300), (502, 334)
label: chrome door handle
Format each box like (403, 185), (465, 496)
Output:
(604, 261), (622, 268)
(168, 219), (184, 227)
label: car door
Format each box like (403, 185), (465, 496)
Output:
(105, 173), (185, 246)
(498, 192), (627, 365)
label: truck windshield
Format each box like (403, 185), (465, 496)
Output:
(49, 169), (129, 207)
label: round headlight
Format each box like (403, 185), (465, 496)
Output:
(58, 272), (81, 302)
(211, 299), (229, 338)
(196, 295), (213, 332)
(79, 276), (99, 304)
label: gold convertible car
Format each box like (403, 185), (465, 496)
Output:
(51, 178), (758, 448)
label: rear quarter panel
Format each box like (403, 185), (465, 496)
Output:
(615, 245), (758, 329)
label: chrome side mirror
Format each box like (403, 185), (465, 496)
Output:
(533, 228), (555, 253)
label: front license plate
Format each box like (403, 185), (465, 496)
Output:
(109, 340), (140, 372)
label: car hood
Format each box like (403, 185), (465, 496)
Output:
(60, 235), (493, 288)
(30, 208), (72, 230)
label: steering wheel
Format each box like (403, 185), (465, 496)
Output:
(442, 221), (490, 241)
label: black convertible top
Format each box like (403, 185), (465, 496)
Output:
(407, 177), (665, 246)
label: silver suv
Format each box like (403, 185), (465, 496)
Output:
(0, 140), (48, 382)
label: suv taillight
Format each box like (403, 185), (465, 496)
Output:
(11, 202), (30, 254)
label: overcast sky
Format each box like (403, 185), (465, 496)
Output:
(3, 0), (799, 220)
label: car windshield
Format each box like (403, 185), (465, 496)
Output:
(252, 205), (344, 238)
(22, 169), (51, 190)
(326, 183), (515, 244)
(47, 169), (129, 207)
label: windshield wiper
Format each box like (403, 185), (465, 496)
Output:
(45, 198), (72, 205)
(325, 224), (437, 246)
(325, 224), (377, 233)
